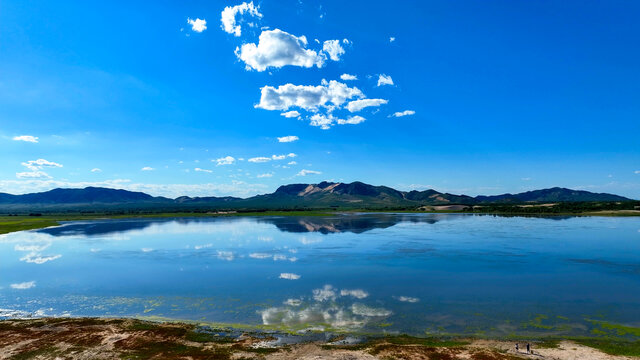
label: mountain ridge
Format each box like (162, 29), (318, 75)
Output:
(0, 182), (632, 211)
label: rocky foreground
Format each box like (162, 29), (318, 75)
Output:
(0, 318), (637, 360)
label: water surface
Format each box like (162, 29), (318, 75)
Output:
(1, 214), (639, 337)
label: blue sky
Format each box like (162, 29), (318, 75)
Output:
(1, 0), (639, 198)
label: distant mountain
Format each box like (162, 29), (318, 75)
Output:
(0, 187), (162, 204)
(474, 187), (631, 203)
(0, 182), (632, 212)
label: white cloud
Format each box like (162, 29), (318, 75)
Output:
(322, 40), (346, 61)
(257, 173), (273, 178)
(248, 157), (271, 163)
(313, 285), (337, 301)
(17, 158), (62, 179)
(194, 167), (213, 173)
(272, 154), (286, 160)
(10, 281), (35, 290)
(309, 114), (366, 128)
(12, 135), (38, 143)
(390, 110), (415, 117)
(340, 73), (357, 81)
(297, 169), (321, 176)
(396, 296), (420, 303)
(389, 36), (396, 42)
(340, 289), (369, 299)
(187, 18), (207, 33)
(91, 168), (102, 173)
(141, 248), (153, 252)
(281, 111), (301, 118)
(287, 153), (297, 158)
(288, 161), (297, 165)
(256, 80), (363, 112)
(635, 170), (640, 174)
(250, 253), (272, 259)
(377, 74), (394, 86)
(279, 273), (301, 280)
(336, 115), (366, 125)
(346, 98), (388, 112)
(236, 29), (325, 71)
(215, 156), (235, 166)
(309, 114), (335, 129)
(21, 159), (62, 171)
(220, 1), (262, 37)
(141, 166), (154, 171)
(351, 303), (392, 317)
(16, 171), (51, 179)
(277, 135), (299, 143)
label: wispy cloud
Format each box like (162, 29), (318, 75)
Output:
(346, 98), (388, 112)
(17, 158), (62, 179)
(91, 168), (102, 173)
(194, 167), (213, 173)
(277, 135), (299, 143)
(390, 110), (415, 117)
(297, 169), (322, 176)
(12, 135), (38, 143)
(220, 1), (262, 37)
(141, 166), (154, 171)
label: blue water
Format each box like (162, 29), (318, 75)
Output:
(1, 214), (639, 336)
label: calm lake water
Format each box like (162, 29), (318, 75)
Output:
(1, 214), (639, 337)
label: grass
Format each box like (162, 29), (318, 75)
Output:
(572, 338), (640, 356)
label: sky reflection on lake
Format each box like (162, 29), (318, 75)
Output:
(1, 214), (639, 336)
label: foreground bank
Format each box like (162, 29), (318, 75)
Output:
(1, 317), (639, 359)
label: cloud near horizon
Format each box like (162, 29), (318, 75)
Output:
(297, 169), (322, 176)
(17, 158), (63, 179)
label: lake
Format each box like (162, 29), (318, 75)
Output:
(1, 213), (639, 337)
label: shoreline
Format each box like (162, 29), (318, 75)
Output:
(1, 317), (638, 359)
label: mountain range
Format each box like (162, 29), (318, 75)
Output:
(0, 182), (632, 212)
